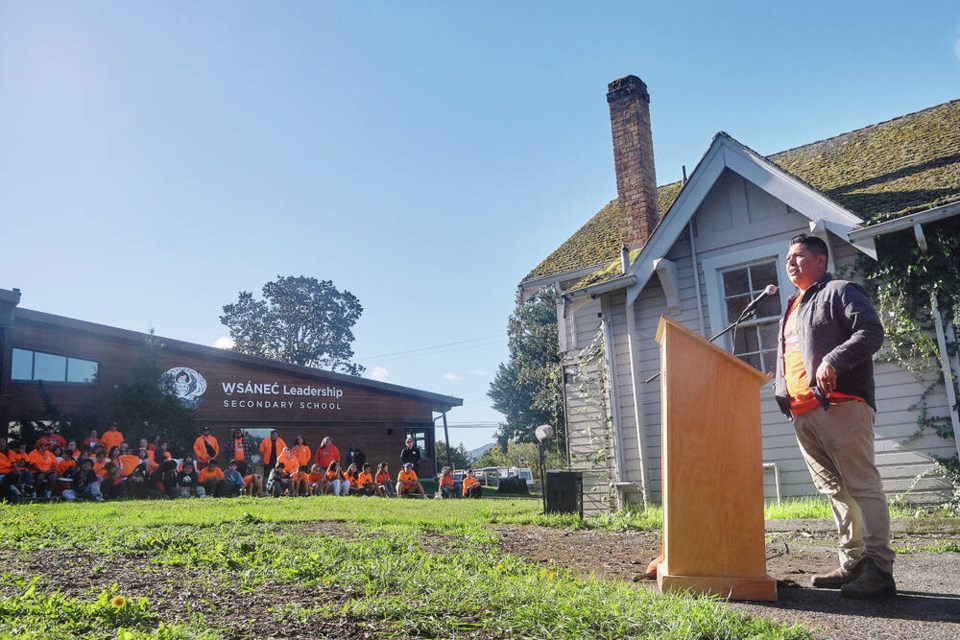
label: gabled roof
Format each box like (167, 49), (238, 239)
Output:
(522, 98), (960, 287)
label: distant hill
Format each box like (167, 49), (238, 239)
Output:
(468, 442), (495, 462)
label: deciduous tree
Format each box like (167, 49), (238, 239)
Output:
(221, 276), (364, 375)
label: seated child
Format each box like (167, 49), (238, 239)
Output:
(437, 466), (455, 499)
(375, 462), (394, 497)
(396, 462), (425, 498)
(462, 469), (482, 499)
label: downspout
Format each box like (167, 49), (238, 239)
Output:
(600, 300), (626, 510)
(625, 287), (649, 506)
(912, 223), (960, 458)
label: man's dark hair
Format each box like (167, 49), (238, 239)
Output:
(789, 233), (828, 257)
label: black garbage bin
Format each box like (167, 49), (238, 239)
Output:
(544, 471), (582, 517)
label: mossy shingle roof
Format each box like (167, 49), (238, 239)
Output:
(522, 98), (960, 285)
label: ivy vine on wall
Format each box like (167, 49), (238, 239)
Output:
(855, 216), (960, 440)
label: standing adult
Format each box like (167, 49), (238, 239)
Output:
(291, 435), (312, 472)
(314, 436), (340, 470)
(101, 423), (125, 454)
(35, 425), (67, 450)
(400, 436), (421, 475)
(775, 233), (894, 599)
(258, 429), (287, 479)
(193, 426), (220, 470)
(229, 429), (252, 475)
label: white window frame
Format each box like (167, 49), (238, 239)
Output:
(701, 242), (792, 367)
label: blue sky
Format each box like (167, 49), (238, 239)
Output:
(2, 1), (959, 449)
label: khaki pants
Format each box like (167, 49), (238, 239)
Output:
(794, 401), (895, 574)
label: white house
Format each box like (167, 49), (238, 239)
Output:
(520, 76), (960, 514)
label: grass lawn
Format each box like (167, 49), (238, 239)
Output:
(0, 497), (824, 639)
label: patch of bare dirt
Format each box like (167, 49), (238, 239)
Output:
(494, 521), (960, 640)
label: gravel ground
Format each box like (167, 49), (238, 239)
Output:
(496, 519), (960, 640)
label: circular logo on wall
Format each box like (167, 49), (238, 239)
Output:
(163, 366), (207, 409)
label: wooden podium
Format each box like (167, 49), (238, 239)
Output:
(655, 316), (777, 601)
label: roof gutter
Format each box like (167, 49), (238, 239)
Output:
(562, 274), (637, 301)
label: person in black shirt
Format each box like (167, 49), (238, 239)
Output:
(400, 436), (421, 475)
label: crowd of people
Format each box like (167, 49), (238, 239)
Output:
(0, 425), (484, 503)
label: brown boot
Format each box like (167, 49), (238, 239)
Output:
(841, 558), (896, 599)
(811, 561), (864, 589)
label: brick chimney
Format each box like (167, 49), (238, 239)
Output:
(607, 75), (659, 251)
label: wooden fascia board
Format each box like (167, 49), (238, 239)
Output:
(519, 263), (610, 302)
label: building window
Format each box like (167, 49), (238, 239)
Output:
(720, 260), (782, 374)
(11, 348), (99, 384)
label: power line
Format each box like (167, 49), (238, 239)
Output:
(355, 333), (505, 363)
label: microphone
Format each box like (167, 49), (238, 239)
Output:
(737, 285), (778, 321)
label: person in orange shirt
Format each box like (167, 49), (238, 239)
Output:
(193, 427), (220, 470)
(35, 426), (67, 450)
(396, 462), (425, 498)
(28, 442), (59, 498)
(375, 462), (394, 497)
(314, 436), (340, 470)
(101, 423), (125, 453)
(357, 463), (379, 497)
(150, 441), (173, 473)
(462, 469), (482, 499)
(307, 463), (328, 495)
(81, 430), (102, 454)
(243, 472), (264, 497)
(199, 458), (227, 497)
(326, 460), (349, 496)
(91, 450), (109, 480)
(54, 446), (77, 478)
(437, 466), (455, 499)
(229, 429), (252, 475)
(275, 447), (301, 494)
(291, 435), (312, 472)
(258, 430), (287, 478)
(117, 449), (141, 478)
(343, 463), (360, 495)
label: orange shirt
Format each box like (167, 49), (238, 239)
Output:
(277, 449), (299, 473)
(439, 475), (454, 489)
(56, 457), (76, 476)
(232, 437), (246, 461)
(0, 451), (12, 474)
(344, 470), (359, 488)
(462, 476), (480, 497)
(28, 449), (57, 473)
(292, 444), (312, 468)
(101, 430), (125, 453)
(193, 435), (220, 462)
(375, 471), (391, 485)
(259, 437), (287, 464)
(398, 469), (419, 488)
(314, 444), (340, 469)
(358, 471), (374, 487)
(92, 458), (108, 477)
(7, 450), (29, 471)
(307, 471), (325, 484)
(117, 454), (141, 477)
(199, 466), (225, 484)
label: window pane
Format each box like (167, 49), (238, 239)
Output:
(726, 294), (753, 320)
(723, 268), (750, 295)
(11, 349), (33, 380)
(67, 358), (99, 383)
(738, 353), (762, 370)
(761, 350), (778, 374)
(34, 352), (67, 381)
(758, 322), (780, 352)
(750, 262), (778, 288)
(734, 326), (760, 353)
(756, 294), (782, 319)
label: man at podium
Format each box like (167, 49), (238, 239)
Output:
(775, 234), (896, 600)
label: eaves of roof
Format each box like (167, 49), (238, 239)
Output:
(14, 308), (463, 412)
(522, 97), (960, 289)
